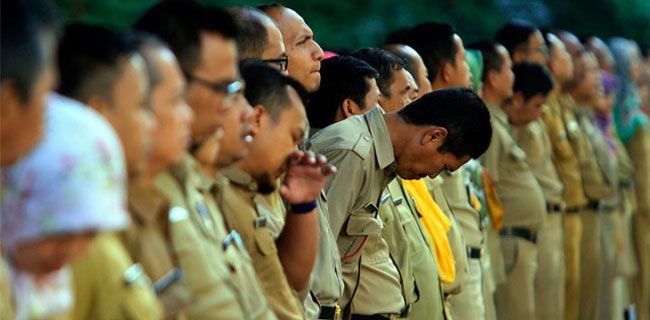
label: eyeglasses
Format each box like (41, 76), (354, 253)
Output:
(185, 73), (243, 96)
(261, 56), (289, 72)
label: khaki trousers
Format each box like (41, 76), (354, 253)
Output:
(449, 256), (486, 320)
(535, 213), (565, 320)
(564, 213), (583, 320)
(495, 236), (538, 320)
(599, 212), (618, 320)
(579, 210), (602, 320)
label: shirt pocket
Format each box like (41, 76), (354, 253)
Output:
(340, 211), (383, 262)
(121, 264), (163, 320)
(254, 227), (278, 256)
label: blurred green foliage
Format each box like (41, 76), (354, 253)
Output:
(54, 0), (650, 51)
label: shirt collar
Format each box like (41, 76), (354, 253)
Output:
(128, 182), (169, 225)
(221, 166), (258, 193)
(487, 104), (510, 130)
(364, 107), (396, 172)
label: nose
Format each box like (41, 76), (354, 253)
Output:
(313, 40), (324, 62)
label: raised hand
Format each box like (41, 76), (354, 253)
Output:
(279, 150), (337, 204)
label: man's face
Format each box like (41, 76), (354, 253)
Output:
(547, 33), (574, 85)
(379, 68), (414, 112)
(247, 87), (306, 194)
(404, 71), (419, 102)
(268, 8), (324, 92)
(447, 35), (471, 88)
(261, 21), (288, 74)
(517, 31), (548, 65)
(0, 31), (57, 166)
(147, 48), (194, 168)
(494, 45), (515, 100)
(396, 127), (470, 179)
(106, 55), (154, 177)
(185, 32), (253, 168)
(508, 92), (548, 126)
(412, 53), (432, 98)
(574, 53), (602, 104)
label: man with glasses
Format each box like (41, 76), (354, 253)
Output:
(134, 1), (269, 318)
(228, 6), (289, 73)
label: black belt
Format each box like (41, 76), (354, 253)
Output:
(319, 305), (341, 320)
(546, 202), (563, 213)
(587, 200), (616, 213)
(350, 305), (410, 320)
(565, 205), (583, 214)
(499, 227), (537, 244)
(467, 246), (482, 259)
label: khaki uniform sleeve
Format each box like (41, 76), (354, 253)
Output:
(480, 128), (502, 184)
(321, 149), (366, 238)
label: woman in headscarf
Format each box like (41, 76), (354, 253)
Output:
(1, 93), (130, 319)
(609, 37), (650, 320)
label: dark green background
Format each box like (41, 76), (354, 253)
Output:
(54, 0), (650, 51)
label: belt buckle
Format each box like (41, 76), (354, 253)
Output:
(334, 305), (341, 320)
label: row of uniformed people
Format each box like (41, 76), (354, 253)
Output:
(3, 0), (650, 320)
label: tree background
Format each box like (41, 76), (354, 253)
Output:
(54, 0), (650, 52)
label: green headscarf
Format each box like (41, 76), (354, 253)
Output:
(466, 49), (483, 93)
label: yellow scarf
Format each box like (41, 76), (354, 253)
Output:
(401, 179), (456, 284)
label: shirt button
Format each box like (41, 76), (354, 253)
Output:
(363, 136), (370, 142)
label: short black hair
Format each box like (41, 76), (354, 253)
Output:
(228, 7), (272, 60)
(385, 27), (409, 45)
(398, 88), (492, 159)
(240, 60), (307, 122)
(1, 0), (60, 101)
(306, 56), (379, 129)
(401, 22), (457, 80)
(467, 41), (505, 82)
(57, 24), (137, 103)
(351, 48), (406, 97)
(126, 30), (169, 89)
(134, 0), (237, 74)
(495, 19), (539, 56)
(512, 62), (554, 101)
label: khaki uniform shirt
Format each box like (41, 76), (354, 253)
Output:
(308, 107), (405, 315)
(574, 106), (617, 205)
(558, 97), (609, 202)
(424, 175), (468, 295)
(1, 258), (15, 320)
(382, 179), (445, 320)
(152, 155), (272, 319)
(71, 232), (163, 320)
(378, 179), (417, 307)
(541, 94), (588, 209)
(125, 177), (275, 320)
(512, 119), (564, 205)
(479, 105), (546, 230)
(215, 168), (305, 320)
(441, 168), (483, 248)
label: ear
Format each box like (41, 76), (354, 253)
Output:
(420, 126), (448, 146)
(441, 62), (454, 84)
(341, 98), (363, 118)
(487, 69), (500, 89)
(512, 51), (524, 64)
(511, 92), (525, 110)
(250, 105), (266, 138)
(0, 81), (23, 122)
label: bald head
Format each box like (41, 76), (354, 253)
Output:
(384, 44), (432, 98)
(260, 5), (324, 92)
(585, 36), (615, 73)
(228, 7), (285, 62)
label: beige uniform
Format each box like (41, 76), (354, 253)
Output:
(308, 108), (406, 317)
(152, 155), (272, 319)
(214, 168), (305, 319)
(480, 104), (546, 320)
(71, 232), (163, 320)
(382, 179), (445, 320)
(441, 168), (488, 320)
(512, 119), (566, 320)
(379, 178), (445, 320)
(125, 176), (276, 320)
(574, 105), (619, 320)
(541, 93), (587, 320)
